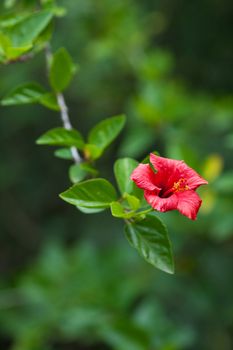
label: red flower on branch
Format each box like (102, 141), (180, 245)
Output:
(131, 153), (208, 220)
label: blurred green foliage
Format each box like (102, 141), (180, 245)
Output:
(0, 0), (233, 349)
(0, 242), (193, 350)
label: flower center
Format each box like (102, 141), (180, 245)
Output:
(172, 178), (189, 193)
(161, 178), (189, 198)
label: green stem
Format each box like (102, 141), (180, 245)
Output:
(44, 44), (82, 164)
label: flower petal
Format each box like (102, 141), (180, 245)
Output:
(131, 164), (161, 192)
(176, 163), (208, 190)
(144, 190), (178, 212)
(150, 153), (208, 190)
(150, 153), (182, 188)
(176, 190), (202, 220)
(150, 153), (182, 172)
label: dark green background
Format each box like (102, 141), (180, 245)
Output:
(0, 0), (233, 349)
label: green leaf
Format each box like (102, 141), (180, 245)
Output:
(39, 92), (59, 111)
(69, 163), (98, 184)
(110, 201), (151, 220)
(1, 82), (46, 106)
(49, 47), (77, 92)
(7, 10), (53, 47)
(60, 178), (117, 209)
(0, 30), (35, 60)
(79, 163), (98, 176)
(0, 32), (10, 54)
(114, 158), (142, 198)
(5, 44), (33, 59)
(124, 214), (174, 274)
(0, 13), (29, 28)
(69, 164), (87, 183)
(54, 148), (72, 160)
(124, 193), (140, 211)
(36, 127), (84, 149)
(84, 144), (102, 160)
(0, 32), (32, 59)
(76, 206), (105, 214)
(88, 114), (126, 151)
(110, 201), (125, 216)
(110, 201), (137, 219)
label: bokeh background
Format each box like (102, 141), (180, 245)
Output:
(0, 0), (233, 349)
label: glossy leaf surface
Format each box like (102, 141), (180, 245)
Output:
(110, 202), (133, 219)
(6, 10), (53, 47)
(1, 82), (46, 106)
(54, 148), (73, 160)
(60, 178), (117, 209)
(36, 127), (84, 149)
(125, 214), (174, 273)
(69, 163), (97, 183)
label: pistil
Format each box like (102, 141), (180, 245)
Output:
(161, 178), (189, 198)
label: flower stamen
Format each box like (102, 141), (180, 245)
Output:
(172, 178), (189, 193)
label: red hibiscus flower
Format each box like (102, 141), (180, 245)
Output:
(131, 153), (208, 220)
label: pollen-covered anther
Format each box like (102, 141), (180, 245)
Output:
(172, 178), (190, 193)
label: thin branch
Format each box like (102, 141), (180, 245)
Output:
(56, 92), (82, 163)
(45, 44), (82, 164)
(5, 52), (35, 65)
(56, 93), (72, 130)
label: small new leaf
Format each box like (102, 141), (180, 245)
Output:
(36, 127), (84, 149)
(110, 201), (136, 219)
(69, 164), (87, 184)
(49, 47), (77, 92)
(69, 163), (97, 183)
(54, 148), (73, 160)
(125, 214), (174, 274)
(124, 193), (140, 211)
(60, 178), (117, 209)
